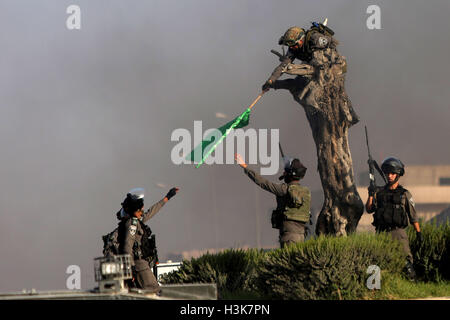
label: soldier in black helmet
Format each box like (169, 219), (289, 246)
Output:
(117, 187), (179, 293)
(235, 153), (311, 248)
(365, 157), (423, 280)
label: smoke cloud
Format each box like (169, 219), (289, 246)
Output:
(0, 0), (449, 291)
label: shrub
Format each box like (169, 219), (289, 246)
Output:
(408, 220), (450, 281)
(160, 234), (407, 299)
(159, 248), (266, 298)
(253, 233), (405, 299)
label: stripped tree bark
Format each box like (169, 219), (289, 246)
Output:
(272, 45), (364, 236)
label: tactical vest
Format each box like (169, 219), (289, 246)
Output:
(139, 221), (158, 266)
(103, 219), (158, 266)
(283, 184), (311, 223)
(373, 186), (409, 230)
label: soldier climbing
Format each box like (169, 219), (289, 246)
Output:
(262, 19), (364, 236)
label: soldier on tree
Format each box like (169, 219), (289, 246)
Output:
(262, 21), (359, 125)
(263, 22), (337, 87)
(365, 157), (423, 280)
(258, 20), (363, 236)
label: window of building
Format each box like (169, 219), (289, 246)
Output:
(439, 177), (450, 186)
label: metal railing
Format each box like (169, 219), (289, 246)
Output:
(94, 254), (132, 282)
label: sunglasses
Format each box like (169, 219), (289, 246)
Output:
(285, 39), (298, 46)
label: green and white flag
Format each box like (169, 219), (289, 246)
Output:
(186, 107), (251, 168)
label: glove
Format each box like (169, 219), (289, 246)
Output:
(416, 232), (424, 244)
(262, 80), (272, 92)
(165, 187), (179, 200)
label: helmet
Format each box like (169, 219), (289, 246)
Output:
(381, 157), (405, 176)
(121, 187), (145, 214)
(128, 187), (145, 200)
(279, 157), (307, 180)
(278, 26), (306, 46)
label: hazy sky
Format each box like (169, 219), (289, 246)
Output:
(0, 0), (449, 291)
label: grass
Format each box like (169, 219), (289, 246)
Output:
(219, 277), (450, 300)
(363, 273), (450, 300)
(221, 274), (450, 300)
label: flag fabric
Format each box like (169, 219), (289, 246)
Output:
(186, 107), (251, 168)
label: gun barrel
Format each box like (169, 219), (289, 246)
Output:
(270, 49), (284, 59)
(365, 126), (371, 159)
(278, 143), (285, 158)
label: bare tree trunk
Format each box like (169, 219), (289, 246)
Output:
(273, 47), (364, 236)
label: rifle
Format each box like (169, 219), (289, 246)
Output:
(263, 49), (294, 90)
(278, 142), (293, 181)
(278, 142), (285, 158)
(365, 126), (386, 196)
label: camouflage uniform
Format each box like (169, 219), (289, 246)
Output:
(118, 199), (165, 292)
(265, 24), (346, 94)
(368, 185), (418, 264)
(284, 28), (336, 63)
(243, 167), (311, 248)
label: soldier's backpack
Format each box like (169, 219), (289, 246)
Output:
(301, 22), (337, 61)
(283, 184), (311, 223)
(309, 21), (335, 37)
(102, 227), (120, 257)
(102, 220), (159, 266)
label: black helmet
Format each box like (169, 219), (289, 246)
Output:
(381, 157), (405, 176)
(279, 157), (307, 180)
(121, 188), (145, 214)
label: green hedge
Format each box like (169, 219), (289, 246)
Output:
(408, 221), (450, 281)
(160, 248), (267, 298)
(160, 233), (406, 299)
(160, 223), (450, 299)
(254, 233), (405, 299)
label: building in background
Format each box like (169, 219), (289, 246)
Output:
(357, 165), (450, 232)
(431, 206), (450, 225)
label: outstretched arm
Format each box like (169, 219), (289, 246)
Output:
(141, 187), (179, 223)
(235, 153), (287, 197)
(141, 199), (166, 223)
(262, 52), (295, 91)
